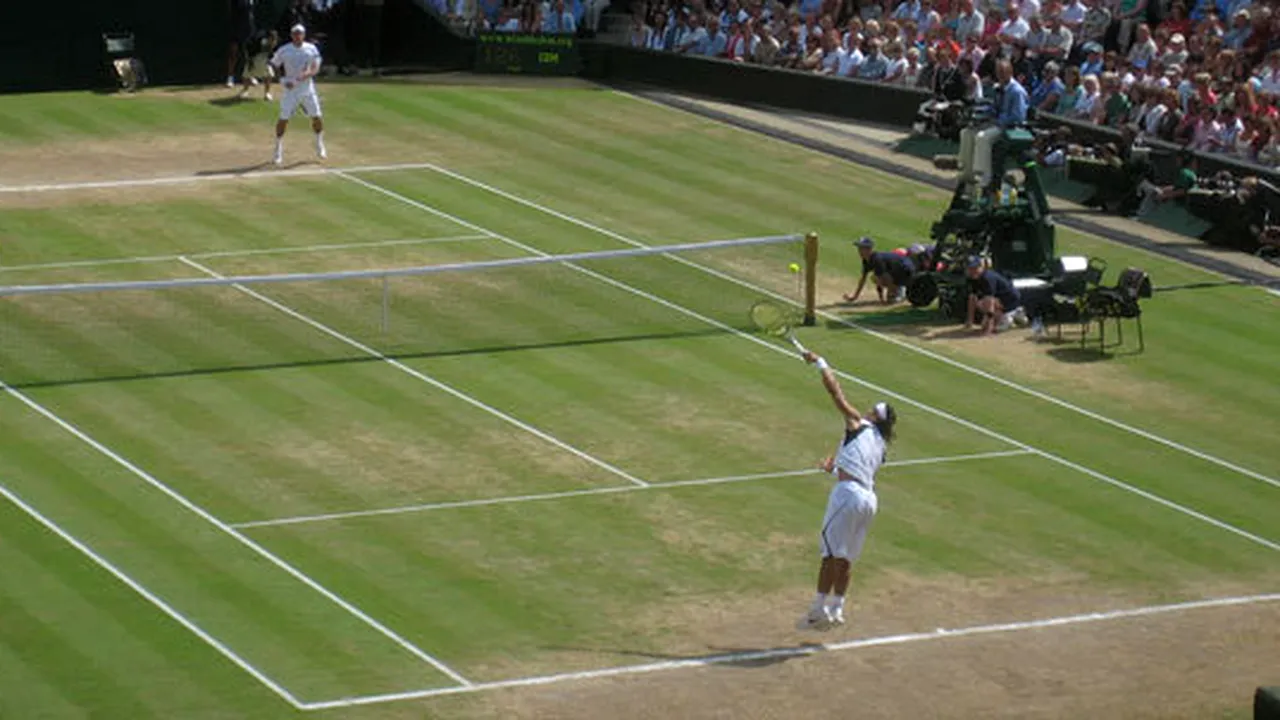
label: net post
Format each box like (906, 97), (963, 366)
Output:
(381, 275), (390, 336)
(803, 232), (818, 326)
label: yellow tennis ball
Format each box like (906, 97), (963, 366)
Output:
(788, 263), (801, 274)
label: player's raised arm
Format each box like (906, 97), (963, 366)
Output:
(802, 350), (863, 426)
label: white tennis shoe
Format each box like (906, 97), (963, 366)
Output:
(796, 607), (832, 631)
(827, 606), (845, 627)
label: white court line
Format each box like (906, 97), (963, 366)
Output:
(0, 480), (306, 709)
(0, 379), (473, 689)
(177, 256), (648, 489)
(232, 450), (1034, 530)
(336, 170), (1280, 553)
(0, 161), (440, 194)
(421, 162), (1280, 492)
(0, 235), (491, 273)
(299, 591), (1280, 710)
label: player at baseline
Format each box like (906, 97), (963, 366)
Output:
(797, 349), (896, 631)
(271, 24), (326, 165)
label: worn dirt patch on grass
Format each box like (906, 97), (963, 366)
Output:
(873, 316), (1208, 419)
(441, 585), (1280, 720)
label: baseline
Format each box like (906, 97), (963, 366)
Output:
(418, 161), (1280, 491)
(0, 161), (442, 194)
(335, 170), (1280, 553)
(299, 592), (1280, 710)
(232, 450), (1034, 530)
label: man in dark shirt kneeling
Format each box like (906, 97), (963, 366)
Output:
(964, 257), (1027, 335)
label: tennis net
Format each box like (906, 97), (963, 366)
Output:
(0, 233), (819, 389)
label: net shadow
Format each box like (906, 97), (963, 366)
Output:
(2, 325), (739, 391)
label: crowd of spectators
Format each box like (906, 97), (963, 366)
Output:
(442, 0), (611, 34)
(620, 0), (1280, 168)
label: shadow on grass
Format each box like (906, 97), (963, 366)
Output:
(543, 642), (825, 670)
(4, 325), (739, 391)
(207, 94), (256, 108)
(822, 302), (1144, 359)
(1046, 345), (1118, 363)
(194, 160), (307, 176)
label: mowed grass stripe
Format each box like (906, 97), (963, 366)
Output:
(0, 414), (456, 700)
(20, 343), (633, 520)
(344, 170), (1280, 541)
(360, 89), (1280, 481)
(370, 120), (1276, 482)
(0, 278), (355, 390)
(878, 455), (1277, 584)
(400, 90), (846, 240)
(387, 86), (922, 243)
(0, 175), (465, 265)
(0, 498), (282, 719)
(244, 452), (1279, 681)
(196, 240), (1001, 487)
(0, 91), (242, 145)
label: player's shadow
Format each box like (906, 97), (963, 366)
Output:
(194, 160), (309, 176)
(208, 95), (257, 107)
(542, 643), (824, 670)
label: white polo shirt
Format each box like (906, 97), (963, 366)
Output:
(833, 420), (887, 491)
(271, 41), (322, 92)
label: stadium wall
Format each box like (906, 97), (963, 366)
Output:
(0, 0), (227, 93)
(0, 0), (466, 94)
(573, 41), (1280, 185)
(578, 42), (929, 127)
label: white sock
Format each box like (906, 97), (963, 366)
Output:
(811, 593), (827, 612)
(316, 130), (325, 144)
(828, 595), (845, 611)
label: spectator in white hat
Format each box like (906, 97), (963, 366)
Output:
(1224, 9), (1253, 50)
(1161, 33), (1190, 67)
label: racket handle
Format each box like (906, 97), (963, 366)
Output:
(788, 335), (809, 355)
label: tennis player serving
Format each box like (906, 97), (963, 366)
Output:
(797, 349), (896, 631)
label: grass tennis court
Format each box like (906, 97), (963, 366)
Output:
(0, 81), (1277, 719)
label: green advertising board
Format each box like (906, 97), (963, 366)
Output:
(474, 33), (581, 76)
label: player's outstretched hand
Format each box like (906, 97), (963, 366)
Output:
(802, 350), (819, 364)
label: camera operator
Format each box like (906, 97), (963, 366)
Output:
(1134, 148), (1197, 216)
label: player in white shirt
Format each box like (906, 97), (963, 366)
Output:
(271, 24), (326, 165)
(796, 349), (896, 631)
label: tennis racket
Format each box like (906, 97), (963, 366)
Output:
(749, 299), (809, 356)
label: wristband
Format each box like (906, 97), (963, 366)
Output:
(815, 357), (830, 371)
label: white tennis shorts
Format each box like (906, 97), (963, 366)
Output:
(279, 85), (322, 120)
(819, 480), (877, 561)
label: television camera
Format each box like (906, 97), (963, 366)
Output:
(906, 100), (1152, 340)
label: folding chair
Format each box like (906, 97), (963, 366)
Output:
(1079, 266), (1152, 354)
(103, 32), (147, 92)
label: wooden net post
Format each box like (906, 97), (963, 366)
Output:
(803, 232), (819, 326)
